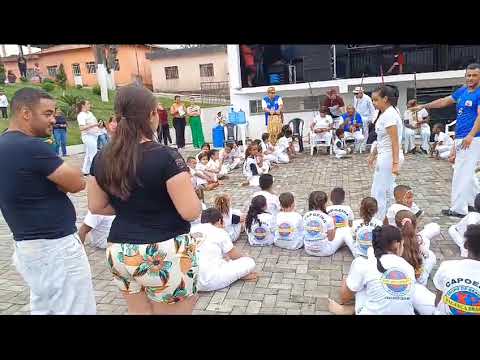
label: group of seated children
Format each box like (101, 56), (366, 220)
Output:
(431, 123), (454, 161)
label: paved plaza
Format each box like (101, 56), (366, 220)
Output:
(0, 147), (464, 315)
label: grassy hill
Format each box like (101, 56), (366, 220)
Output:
(0, 82), (219, 146)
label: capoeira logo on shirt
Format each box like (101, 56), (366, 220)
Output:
(252, 224), (268, 241)
(381, 268), (412, 299)
(328, 210), (349, 229)
(443, 283), (480, 315)
(304, 214), (327, 241)
(278, 223), (294, 240)
(356, 226), (374, 257)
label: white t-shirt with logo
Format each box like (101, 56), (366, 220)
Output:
(0, 94), (8, 107)
(252, 190), (281, 219)
(433, 259), (480, 315)
(274, 211), (304, 250)
(454, 212), (480, 242)
(375, 106), (403, 156)
(327, 205), (354, 229)
(352, 218), (383, 257)
(77, 111), (100, 136)
(83, 211), (115, 249)
(312, 114), (333, 130)
(435, 131), (454, 146)
(247, 212), (275, 246)
(386, 203), (412, 226)
(275, 136), (290, 154)
(346, 254), (416, 315)
(302, 210), (335, 255)
(192, 223), (234, 287)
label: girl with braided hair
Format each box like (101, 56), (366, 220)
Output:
(214, 194), (244, 243)
(245, 195), (275, 246)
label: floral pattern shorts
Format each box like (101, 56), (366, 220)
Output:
(106, 234), (199, 304)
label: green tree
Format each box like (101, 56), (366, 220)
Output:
(55, 63), (67, 96)
(0, 63), (5, 84)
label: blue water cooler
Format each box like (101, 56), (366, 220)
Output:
(212, 125), (225, 149)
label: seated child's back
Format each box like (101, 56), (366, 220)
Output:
(274, 192), (304, 250)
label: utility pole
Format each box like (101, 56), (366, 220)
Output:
(92, 45), (109, 102)
(1, 45), (6, 58)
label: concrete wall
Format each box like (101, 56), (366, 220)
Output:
(150, 51), (229, 93)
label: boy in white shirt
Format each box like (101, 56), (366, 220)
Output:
(333, 128), (352, 159)
(206, 149), (229, 179)
(274, 192), (304, 250)
(187, 156), (218, 191)
(0, 90), (8, 119)
(431, 123), (454, 160)
(448, 193), (480, 257)
(433, 223), (480, 315)
(252, 174), (281, 220)
(386, 185), (424, 226)
(327, 187), (355, 255)
(78, 211), (115, 249)
(192, 208), (257, 292)
(310, 108), (333, 154)
(273, 129), (292, 164)
(219, 143), (242, 170)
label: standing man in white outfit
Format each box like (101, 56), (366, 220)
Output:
(77, 100), (100, 175)
(404, 99), (431, 155)
(353, 87), (376, 144)
(412, 63), (480, 218)
(368, 85), (404, 223)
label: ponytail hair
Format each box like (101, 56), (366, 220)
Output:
(76, 99), (87, 114)
(308, 191), (328, 213)
(395, 210), (423, 278)
(214, 194), (230, 217)
(372, 225), (403, 273)
(359, 197), (378, 224)
(246, 195), (267, 233)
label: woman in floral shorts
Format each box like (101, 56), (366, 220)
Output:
(88, 85), (202, 314)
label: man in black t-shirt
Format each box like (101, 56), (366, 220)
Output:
(0, 88), (96, 315)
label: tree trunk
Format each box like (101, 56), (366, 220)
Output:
(92, 45), (109, 102)
(1, 45), (6, 58)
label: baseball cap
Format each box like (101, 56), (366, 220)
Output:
(353, 86), (364, 94)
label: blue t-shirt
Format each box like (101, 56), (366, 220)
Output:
(0, 131), (76, 241)
(451, 86), (480, 139)
(341, 112), (363, 132)
(263, 95), (281, 126)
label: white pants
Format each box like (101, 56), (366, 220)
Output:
(448, 224), (468, 257)
(416, 223), (439, 286)
(403, 128), (416, 153)
(412, 283), (436, 315)
(307, 234), (344, 257)
(274, 151), (289, 164)
(265, 153), (279, 163)
(451, 138), (480, 215)
(371, 152), (404, 222)
(437, 144), (452, 160)
(420, 127), (431, 151)
(81, 133), (99, 174)
(345, 131), (365, 152)
(198, 257), (255, 292)
(311, 131), (332, 146)
(12, 234), (96, 315)
(337, 227), (355, 256)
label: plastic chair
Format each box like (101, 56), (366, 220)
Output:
(288, 118), (304, 152)
(446, 120), (456, 139)
(309, 129), (333, 156)
(224, 123), (236, 145)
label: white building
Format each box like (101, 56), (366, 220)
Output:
(227, 44), (471, 140)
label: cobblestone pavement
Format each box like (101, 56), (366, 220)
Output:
(0, 148), (463, 315)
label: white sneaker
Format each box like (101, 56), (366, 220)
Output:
(460, 248), (468, 258)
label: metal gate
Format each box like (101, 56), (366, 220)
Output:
(200, 81), (230, 105)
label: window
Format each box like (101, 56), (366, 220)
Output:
(114, 59), (120, 71)
(86, 62), (96, 74)
(249, 95), (325, 114)
(47, 66), (58, 77)
(165, 66), (179, 80)
(26, 68), (35, 78)
(199, 63), (214, 77)
(72, 63), (81, 76)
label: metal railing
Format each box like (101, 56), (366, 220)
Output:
(200, 81), (230, 105)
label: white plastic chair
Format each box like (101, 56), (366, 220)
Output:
(445, 120), (456, 139)
(309, 130), (333, 156)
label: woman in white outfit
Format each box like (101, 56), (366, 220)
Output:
(368, 85), (404, 223)
(77, 100), (100, 175)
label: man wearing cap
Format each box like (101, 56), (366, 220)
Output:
(323, 88), (345, 130)
(353, 86), (375, 142)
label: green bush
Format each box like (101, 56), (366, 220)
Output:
(43, 78), (55, 84)
(0, 64), (5, 84)
(42, 82), (55, 92)
(20, 77), (28, 83)
(92, 85), (101, 96)
(58, 94), (83, 121)
(55, 64), (67, 93)
(76, 84), (83, 89)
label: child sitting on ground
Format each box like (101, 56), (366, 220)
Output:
(274, 129), (293, 164)
(78, 211), (115, 249)
(448, 193), (480, 257)
(261, 132), (279, 164)
(327, 187), (355, 255)
(220, 143), (242, 170)
(386, 185), (423, 225)
(351, 197), (383, 258)
(196, 152), (222, 187)
(190, 189), (208, 226)
(214, 194), (244, 243)
(246, 195), (275, 246)
(193, 208), (257, 292)
(187, 156), (219, 191)
(196, 143), (211, 161)
(395, 210), (438, 286)
(206, 149), (229, 179)
(274, 192), (304, 250)
(433, 223), (480, 315)
(303, 191), (336, 256)
(333, 128), (352, 159)
(252, 174), (281, 220)
(243, 144), (268, 187)
(431, 123), (454, 160)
